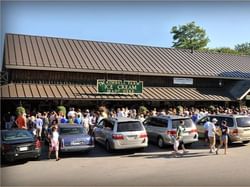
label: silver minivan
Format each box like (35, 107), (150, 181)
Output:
(93, 117), (148, 152)
(196, 114), (250, 144)
(143, 115), (199, 148)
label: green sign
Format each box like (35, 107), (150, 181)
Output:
(97, 80), (143, 94)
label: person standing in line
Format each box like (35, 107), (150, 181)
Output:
(35, 113), (43, 140)
(16, 111), (27, 129)
(208, 118), (217, 153)
(83, 113), (90, 133)
(48, 126), (60, 161)
(203, 119), (210, 145)
(173, 120), (188, 157)
(216, 120), (230, 155)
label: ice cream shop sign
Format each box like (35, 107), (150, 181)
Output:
(97, 80), (143, 94)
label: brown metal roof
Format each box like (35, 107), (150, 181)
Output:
(4, 33), (250, 79)
(0, 83), (233, 101)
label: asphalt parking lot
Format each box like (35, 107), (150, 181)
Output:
(1, 140), (250, 186)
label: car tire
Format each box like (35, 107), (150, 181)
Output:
(34, 155), (41, 161)
(184, 143), (192, 148)
(157, 137), (165, 148)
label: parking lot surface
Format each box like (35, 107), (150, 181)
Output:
(1, 141), (250, 186)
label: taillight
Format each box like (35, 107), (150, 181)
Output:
(35, 139), (41, 149)
(190, 129), (198, 133)
(231, 129), (238, 135)
(2, 144), (12, 152)
(112, 134), (124, 140)
(166, 130), (176, 135)
(139, 132), (148, 138)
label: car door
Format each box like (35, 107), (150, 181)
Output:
(143, 117), (153, 140)
(94, 119), (105, 144)
(196, 116), (210, 138)
(102, 119), (114, 143)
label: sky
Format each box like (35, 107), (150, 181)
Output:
(1, 1), (250, 67)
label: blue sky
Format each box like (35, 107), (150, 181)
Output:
(1, 1), (250, 65)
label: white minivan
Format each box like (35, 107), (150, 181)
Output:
(93, 117), (148, 152)
(143, 115), (199, 148)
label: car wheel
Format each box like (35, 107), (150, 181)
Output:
(157, 137), (164, 148)
(34, 155), (40, 161)
(184, 143), (192, 148)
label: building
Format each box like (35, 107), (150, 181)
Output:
(1, 33), (250, 114)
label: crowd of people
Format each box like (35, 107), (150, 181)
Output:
(2, 105), (250, 159)
(3, 105), (250, 133)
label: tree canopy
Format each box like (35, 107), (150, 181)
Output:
(235, 42), (250, 56)
(171, 21), (209, 50)
(202, 43), (250, 56)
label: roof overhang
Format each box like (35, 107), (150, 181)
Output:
(1, 83), (234, 101)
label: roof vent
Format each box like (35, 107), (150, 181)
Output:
(190, 46), (194, 54)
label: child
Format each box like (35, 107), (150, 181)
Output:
(48, 126), (60, 161)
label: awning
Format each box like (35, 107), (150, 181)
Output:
(1, 83), (233, 101)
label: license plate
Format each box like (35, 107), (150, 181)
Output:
(127, 135), (137, 139)
(71, 142), (82, 145)
(19, 147), (28, 151)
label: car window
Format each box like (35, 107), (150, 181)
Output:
(60, 127), (84, 134)
(146, 117), (167, 128)
(172, 118), (193, 129)
(103, 119), (114, 130)
(147, 117), (157, 126)
(117, 121), (144, 132)
(217, 117), (234, 127)
(197, 116), (209, 126)
(236, 117), (250, 127)
(2, 130), (33, 141)
(143, 118), (151, 126)
(97, 120), (104, 128)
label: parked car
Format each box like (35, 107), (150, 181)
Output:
(58, 123), (94, 153)
(196, 114), (250, 144)
(93, 117), (148, 152)
(1, 129), (41, 162)
(143, 115), (199, 148)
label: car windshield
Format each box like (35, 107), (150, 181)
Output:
(117, 121), (144, 132)
(172, 118), (193, 129)
(2, 130), (33, 141)
(60, 127), (84, 135)
(236, 117), (250, 127)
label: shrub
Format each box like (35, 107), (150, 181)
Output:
(57, 106), (66, 116)
(176, 105), (184, 114)
(139, 106), (148, 114)
(16, 106), (25, 116)
(208, 105), (216, 112)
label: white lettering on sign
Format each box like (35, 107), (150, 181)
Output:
(173, 78), (193, 85)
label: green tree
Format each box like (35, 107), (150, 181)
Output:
(171, 21), (209, 50)
(235, 42), (250, 55)
(209, 47), (239, 55)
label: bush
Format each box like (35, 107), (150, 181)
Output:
(57, 106), (66, 116)
(16, 106), (25, 116)
(208, 105), (216, 112)
(176, 105), (183, 114)
(139, 106), (148, 114)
